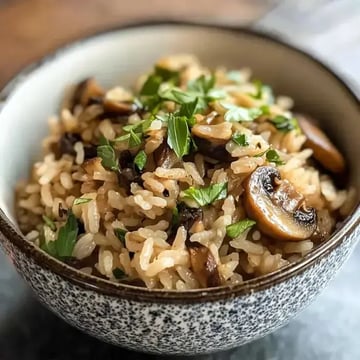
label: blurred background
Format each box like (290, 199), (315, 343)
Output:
(0, 1), (359, 359)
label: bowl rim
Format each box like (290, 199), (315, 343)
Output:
(0, 20), (359, 303)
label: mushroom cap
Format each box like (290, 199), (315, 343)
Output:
(244, 166), (317, 241)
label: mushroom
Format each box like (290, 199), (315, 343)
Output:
(57, 132), (97, 160)
(116, 150), (143, 193)
(153, 140), (179, 169)
(103, 99), (140, 115)
(69, 78), (105, 111)
(194, 136), (236, 162)
(243, 166), (317, 241)
(189, 243), (221, 287)
(177, 203), (203, 233)
(296, 114), (345, 173)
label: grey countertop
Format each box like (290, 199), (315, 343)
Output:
(1, 1), (360, 359)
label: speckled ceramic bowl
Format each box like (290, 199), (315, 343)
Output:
(0, 22), (359, 355)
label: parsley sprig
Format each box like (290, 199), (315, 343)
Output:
(182, 182), (228, 207)
(41, 211), (79, 259)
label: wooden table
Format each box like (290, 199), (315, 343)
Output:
(0, 0), (274, 87)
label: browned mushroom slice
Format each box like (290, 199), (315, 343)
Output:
(153, 140), (180, 169)
(244, 166), (317, 241)
(189, 243), (221, 288)
(297, 114), (345, 173)
(70, 78), (105, 110)
(103, 98), (140, 115)
(194, 136), (235, 162)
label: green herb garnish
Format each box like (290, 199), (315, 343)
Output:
(97, 137), (119, 171)
(232, 133), (249, 146)
(226, 219), (256, 238)
(266, 149), (285, 165)
(178, 97), (198, 119)
(167, 114), (191, 159)
(270, 115), (300, 133)
(250, 80), (274, 103)
(112, 267), (126, 279)
(114, 228), (127, 244)
(134, 150), (147, 171)
(73, 198), (92, 206)
(159, 88), (196, 104)
(182, 182), (228, 207)
(226, 70), (246, 84)
(154, 66), (179, 82)
(171, 206), (179, 227)
(260, 105), (271, 115)
(140, 75), (162, 96)
(55, 211), (79, 258)
(42, 215), (56, 231)
(222, 103), (263, 122)
(41, 211), (79, 259)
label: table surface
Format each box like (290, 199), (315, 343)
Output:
(0, 1), (360, 359)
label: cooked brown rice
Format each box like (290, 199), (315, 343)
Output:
(15, 54), (357, 289)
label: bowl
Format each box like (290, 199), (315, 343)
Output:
(0, 22), (359, 355)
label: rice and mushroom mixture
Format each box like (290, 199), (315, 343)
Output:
(15, 54), (356, 290)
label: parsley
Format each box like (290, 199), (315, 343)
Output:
(55, 211), (79, 258)
(134, 150), (147, 170)
(171, 206), (179, 227)
(251, 80), (274, 104)
(187, 74), (215, 94)
(266, 149), (285, 165)
(73, 198), (92, 206)
(128, 130), (142, 148)
(182, 182), (228, 207)
(159, 88), (196, 104)
(112, 267), (126, 279)
(41, 211), (79, 259)
(114, 228), (127, 244)
(270, 115), (300, 133)
(178, 98), (198, 119)
(222, 103), (263, 122)
(114, 129), (143, 149)
(140, 75), (162, 96)
(187, 74), (225, 110)
(226, 70), (246, 84)
(42, 215), (56, 231)
(97, 137), (119, 171)
(167, 114), (191, 158)
(232, 133), (249, 146)
(226, 219), (256, 238)
(260, 105), (271, 115)
(154, 66), (179, 82)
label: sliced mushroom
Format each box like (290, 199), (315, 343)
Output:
(297, 114), (345, 173)
(189, 243), (221, 288)
(244, 166), (317, 241)
(56, 132), (97, 160)
(177, 203), (203, 232)
(153, 140), (179, 169)
(103, 99), (140, 115)
(194, 136), (236, 162)
(69, 78), (105, 111)
(116, 150), (143, 194)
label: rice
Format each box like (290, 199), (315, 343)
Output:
(15, 54), (356, 290)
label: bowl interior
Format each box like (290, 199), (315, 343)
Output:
(0, 23), (359, 228)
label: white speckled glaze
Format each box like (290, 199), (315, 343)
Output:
(0, 23), (359, 355)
